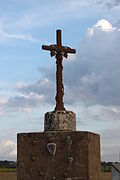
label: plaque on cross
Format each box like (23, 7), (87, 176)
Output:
(42, 29), (76, 111)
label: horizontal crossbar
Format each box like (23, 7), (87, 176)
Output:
(42, 45), (76, 54)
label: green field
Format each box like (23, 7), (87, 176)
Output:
(0, 168), (16, 172)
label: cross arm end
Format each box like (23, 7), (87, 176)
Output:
(42, 45), (55, 51)
(62, 46), (76, 54)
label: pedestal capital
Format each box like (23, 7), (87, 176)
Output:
(44, 110), (76, 131)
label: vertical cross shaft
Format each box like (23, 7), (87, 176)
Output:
(55, 30), (65, 111)
(42, 29), (76, 111)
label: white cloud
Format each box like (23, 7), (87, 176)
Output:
(22, 107), (32, 113)
(75, 104), (120, 129)
(0, 98), (8, 104)
(6, 32), (37, 42)
(101, 128), (120, 161)
(8, 148), (17, 159)
(6, 93), (44, 112)
(0, 27), (37, 42)
(0, 98), (7, 116)
(98, 0), (120, 9)
(87, 19), (117, 36)
(4, 140), (15, 148)
(63, 54), (76, 62)
(0, 139), (17, 160)
(14, 81), (24, 90)
(14, 78), (55, 106)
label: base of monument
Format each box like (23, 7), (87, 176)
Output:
(17, 131), (101, 180)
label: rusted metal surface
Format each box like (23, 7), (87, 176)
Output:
(42, 29), (76, 111)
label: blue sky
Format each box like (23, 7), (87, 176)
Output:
(0, 0), (120, 161)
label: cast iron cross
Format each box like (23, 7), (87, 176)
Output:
(42, 29), (76, 111)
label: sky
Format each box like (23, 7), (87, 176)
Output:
(0, 0), (120, 162)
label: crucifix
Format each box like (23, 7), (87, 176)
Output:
(42, 29), (76, 111)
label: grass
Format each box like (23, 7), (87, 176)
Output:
(0, 168), (17, 172)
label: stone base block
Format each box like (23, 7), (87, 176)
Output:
(17, 131), (101, 180)
(44, 110), (76, 131)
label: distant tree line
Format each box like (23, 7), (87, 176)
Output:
(101, 161), (112, 172)
(0, 160), (118, 171)
(101, 161), (119, 172)
(0, 161), (17, 168)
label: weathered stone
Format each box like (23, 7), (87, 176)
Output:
(17, 131), (101, 180)
(44, 110), (76, 131)
(67, 156), (73, 165)
(66, 136), (72, 146)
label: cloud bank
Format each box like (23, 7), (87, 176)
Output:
(12, 19), (120, 108)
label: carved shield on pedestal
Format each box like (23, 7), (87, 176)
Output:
(47, 143), (56, 155)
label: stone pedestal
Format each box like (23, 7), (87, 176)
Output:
(44, 110), (76, 131)
(17, 131), (101, 180)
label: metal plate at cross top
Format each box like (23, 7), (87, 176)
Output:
(42, 30), (76, 111)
